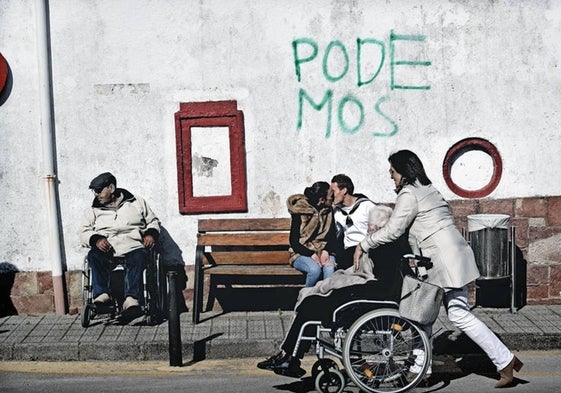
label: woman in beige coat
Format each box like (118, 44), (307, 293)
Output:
(353, 150), (522, 388)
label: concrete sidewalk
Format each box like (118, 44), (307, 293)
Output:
(1, 305), (560, 363)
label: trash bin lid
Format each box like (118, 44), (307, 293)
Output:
(467, 214), (510, 232)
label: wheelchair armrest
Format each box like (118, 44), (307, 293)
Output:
(330, 300), (399, 329)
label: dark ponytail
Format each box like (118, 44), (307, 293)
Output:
(388, 150), (431, 190)
(304, 181), (330, 207)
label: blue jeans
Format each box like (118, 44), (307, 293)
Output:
(88, 248), (147, 300)
(293, 255), (335, 287)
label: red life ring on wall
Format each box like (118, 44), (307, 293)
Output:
(442, 137), (503, 198)
(0, 52), (8, 94)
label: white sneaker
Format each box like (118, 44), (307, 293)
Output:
(93, 293), (110, 304)
(123, 296), (139, 310)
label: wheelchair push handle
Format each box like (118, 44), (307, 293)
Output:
(402, 254), (433, 279)
(402, 254), (433, 269)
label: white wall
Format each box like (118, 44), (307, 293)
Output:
(1, 0), (560, 272)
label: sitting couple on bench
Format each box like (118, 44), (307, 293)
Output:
(286, 174), (397, 287)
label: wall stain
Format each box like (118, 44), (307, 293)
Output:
(94, 83), (150, 95)
(259, 190), (282, 216)
(192, 153), (218, 177)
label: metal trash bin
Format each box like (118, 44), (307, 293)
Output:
(467, 214), (510, 279)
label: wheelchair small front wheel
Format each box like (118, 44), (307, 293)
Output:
(312, 358), (339, 379)
(81, 304), (92, 328)
(315, 369), (346, 393)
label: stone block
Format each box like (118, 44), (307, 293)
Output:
(12, 272), (38, 296)
(66, 271), (83, 310)
(79, 341), (145, 361)
(549, 264), (561, 298)
(185, 265), (195, 290)
(528, 226), (561, 242)
(547, 196), (561, 226)
(528, 233), (561, 264)
(527, 264), (549, 284)
(527, 283), (549, 300)
(511, 218), (529, 249)
(528, 217), (546, 227)
(13, 342), (80, 361)
(142, 341), (170, 361)
(515, 197), (547, 218)
(479, 199), (515, 216)
(449, 199), (478, 217)
(0, 343), (13, 360)
(12, 294), (53, 315)
(37, 271), (53, 292)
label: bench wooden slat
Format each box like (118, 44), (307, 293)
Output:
(198, 232), (289, 246)
(204, 265), (301, 275)
(203, 251), (290, 265)
(199, 218), (291, 232)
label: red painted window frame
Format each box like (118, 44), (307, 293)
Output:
(174, 100), (247, 214)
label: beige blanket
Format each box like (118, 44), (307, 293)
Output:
(294, 253), (376, 310)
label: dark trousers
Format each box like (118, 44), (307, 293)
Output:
(88, 248), (147, 300)
(282, 238), (410, 358)
(281, 281), (394, 358)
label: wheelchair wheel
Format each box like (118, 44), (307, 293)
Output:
(144, 249), (166, 323)
(315, 368), (346, 393)
(81, 257), (91, 305)
(155, 253), (167, 316)
(81, 304), (92, 328)
(342, 309), (431, 393)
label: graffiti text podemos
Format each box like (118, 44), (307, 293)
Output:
(293, 31), (431, 138)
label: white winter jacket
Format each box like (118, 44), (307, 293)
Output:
(79, 188), (160, 257)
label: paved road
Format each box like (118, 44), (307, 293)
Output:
(1, 350), (560, 393)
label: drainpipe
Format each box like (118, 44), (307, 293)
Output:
(35, 0), (67, 314)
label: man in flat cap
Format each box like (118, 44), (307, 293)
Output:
(80, 172), (160, 321)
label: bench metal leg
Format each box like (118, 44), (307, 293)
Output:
(193, 246), (205, 324)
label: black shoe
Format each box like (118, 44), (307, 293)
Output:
(118, 305), (143, 324)
(271, 358), (306, 379)
(257, 351), (287, 370)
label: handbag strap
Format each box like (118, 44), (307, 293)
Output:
(399, 278), (421, 302)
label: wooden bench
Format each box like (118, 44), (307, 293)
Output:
(193, 218), (305, 323)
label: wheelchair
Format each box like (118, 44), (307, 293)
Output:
(80, 248), (167, 327)
(292, 255), (433, 393)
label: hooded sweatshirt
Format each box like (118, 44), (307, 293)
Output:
(286, 194), (335, 265)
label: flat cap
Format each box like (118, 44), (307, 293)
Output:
(89, 172), (116, 190)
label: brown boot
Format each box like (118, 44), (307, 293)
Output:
(495, 356), (523, 388)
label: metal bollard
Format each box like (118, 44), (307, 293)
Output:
(167, 271), (183, 366)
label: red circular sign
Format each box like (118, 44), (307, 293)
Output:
(442, 137), (503, 198)
(0, 52), (8, 94)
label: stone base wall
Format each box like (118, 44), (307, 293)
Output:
(6, 195), (561, 315)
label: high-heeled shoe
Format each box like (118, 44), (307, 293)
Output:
(495, 356), (523, 388)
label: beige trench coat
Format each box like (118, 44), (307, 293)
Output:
(360, 182), (480, 289)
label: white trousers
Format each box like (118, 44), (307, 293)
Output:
(424, 286), (513, 371)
